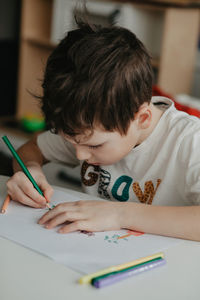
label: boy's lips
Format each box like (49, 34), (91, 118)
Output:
(86, 160), (101, 166)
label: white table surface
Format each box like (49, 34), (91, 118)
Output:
(1, 175), (200, 300)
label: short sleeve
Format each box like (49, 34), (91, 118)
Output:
(185, 163), (200, 205)
(37, 131), (79, 167)
(178, 122), (200, 205)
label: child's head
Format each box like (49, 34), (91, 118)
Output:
(41, 21), (153, 138)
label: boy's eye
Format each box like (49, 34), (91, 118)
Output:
(88, 144), (102, 149)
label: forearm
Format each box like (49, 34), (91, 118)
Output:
(13, 135), (48, 173)
(121, 202), (200, 241)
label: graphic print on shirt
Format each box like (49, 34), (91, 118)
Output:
(111, 175), (133, 201)
(81, 161), (111, 199)
(81, 161), (161, 204)
(98, 169), (111, 199)
(132, 179), (162, 204)
(81, 161), (100, 186)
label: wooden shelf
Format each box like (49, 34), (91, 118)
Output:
(23, 36), (56, 49)
(21, 0), (53, 41)
(151, 57), (160, 68)
(17, 40), (52, 118)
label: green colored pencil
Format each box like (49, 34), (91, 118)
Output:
(91, 256), (162, 284)
(2, 135), (50, 207)
(79, 252), (164, 284)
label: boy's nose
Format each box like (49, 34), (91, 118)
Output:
(75, 146), (91, 161)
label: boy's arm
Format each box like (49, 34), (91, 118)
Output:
(38, 198), (200, 241)
(122, 202), (200, 241)
(13, 134), (48, 172)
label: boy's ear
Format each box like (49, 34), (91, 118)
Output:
(135, 103), (152, 129)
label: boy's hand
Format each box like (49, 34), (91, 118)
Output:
(6, 167), (53, 208)
(38, 200), (124, 233)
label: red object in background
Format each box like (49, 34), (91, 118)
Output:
(152, 85), (200, 118)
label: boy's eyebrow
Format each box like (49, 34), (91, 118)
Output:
(64, 136), (105, 146)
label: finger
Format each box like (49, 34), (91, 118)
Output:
(10, 185), (43, 208)
(58, 220), (90, 234)
(7, 172), (46, 205)
(38, 202), (79, 224)
(8, 178), (46, 206)
(44, 212), (82, 229)
(22, 182), (47, 205)
(43, 191), (53, 203)
(40, 183), (54, 203)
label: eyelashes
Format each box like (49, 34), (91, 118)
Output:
(88, 144), (102, 149)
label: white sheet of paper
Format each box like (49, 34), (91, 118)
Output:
(0, 189), (181, 274)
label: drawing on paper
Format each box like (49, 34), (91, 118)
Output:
(104, 230), (144, 244)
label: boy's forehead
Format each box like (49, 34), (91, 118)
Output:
(73, 131), (94, 144)
(62, 128), (110, 145)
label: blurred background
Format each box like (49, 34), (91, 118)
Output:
(0, 0), (200, 190)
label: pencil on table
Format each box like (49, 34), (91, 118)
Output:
(79, 252), (164, 284)
(1, 194), (11, 214)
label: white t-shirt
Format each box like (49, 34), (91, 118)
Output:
(37, 97), (200, 206)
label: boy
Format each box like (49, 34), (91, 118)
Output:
(7, 22), (200, 241)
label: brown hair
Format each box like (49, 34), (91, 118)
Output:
(41, 20), (153, 136)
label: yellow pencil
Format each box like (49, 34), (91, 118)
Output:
(79, 252), (164, 284)
(1, 194), (11, 214)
